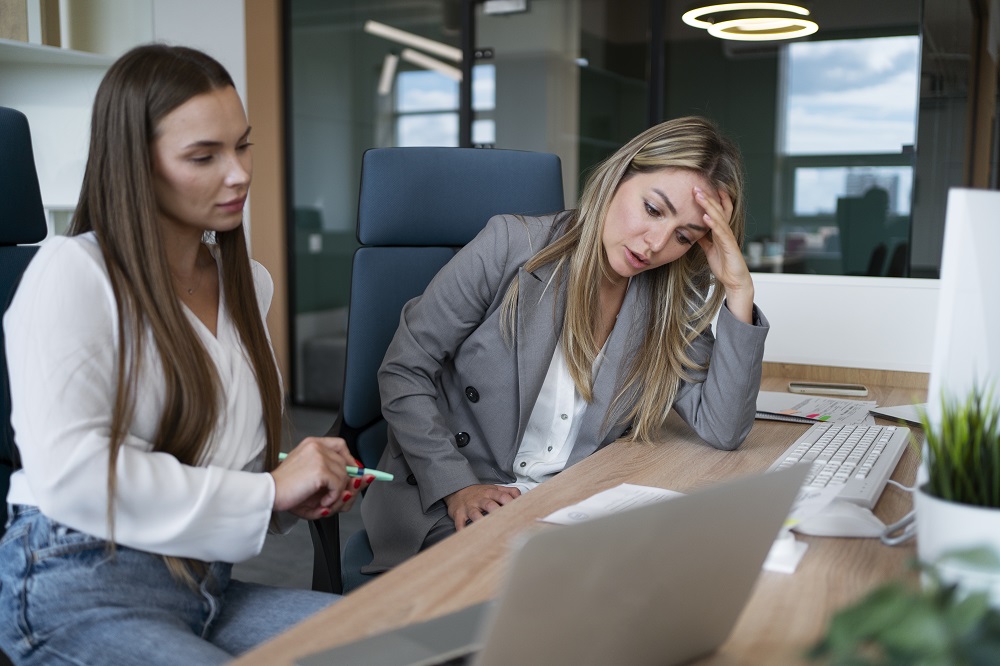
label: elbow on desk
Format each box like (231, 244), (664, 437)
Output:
(706, 435), (744, 452)
(700, 423), (752, 452)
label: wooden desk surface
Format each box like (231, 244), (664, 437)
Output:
(234, 375), (924, 666)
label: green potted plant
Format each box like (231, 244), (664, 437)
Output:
(808, 384), (1000, 663)
(913, 383), (1000, 604)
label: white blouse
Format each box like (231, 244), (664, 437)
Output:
(507, 343), (607, 493)
(4, 233), (278, 563)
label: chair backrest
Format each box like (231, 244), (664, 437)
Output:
(836, 188), (890, 276)
(335, 147), (565, 466)
(886, 241), (909, 277)
(0, 107), (49, 535)
(311, 147), (564, 594)
(865, 242), (887, 277)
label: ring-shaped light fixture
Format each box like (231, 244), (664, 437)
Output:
(682, 3), (817, 42)
(707, 17), (819, 41)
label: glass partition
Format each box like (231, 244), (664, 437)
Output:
(285, 0), (990, 405)
(774, 35), (920, 276)
(287, 0), (462, 406)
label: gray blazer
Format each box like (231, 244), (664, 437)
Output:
(361, 213), (769, 572)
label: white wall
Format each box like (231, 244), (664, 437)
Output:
(754, 273), (939, 372)
(151, 0), (246, 104)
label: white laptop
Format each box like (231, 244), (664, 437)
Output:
(298, 464), (809, 666)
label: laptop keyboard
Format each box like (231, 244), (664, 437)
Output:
(768, 422), (910, 509)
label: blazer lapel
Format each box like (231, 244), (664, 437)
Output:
(567, 276), (645, 465)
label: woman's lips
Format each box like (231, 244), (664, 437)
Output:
(217, 197), (246, 213)
(625, 247), (648, 270)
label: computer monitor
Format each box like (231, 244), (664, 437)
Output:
(925, 187), (1000, 428)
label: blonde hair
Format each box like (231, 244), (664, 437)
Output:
(501, 116), (746, 442)
(70, 44), (283, 585)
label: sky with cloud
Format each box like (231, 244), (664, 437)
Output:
(784, 35), (919, 216)
(784, 35), (920, 155)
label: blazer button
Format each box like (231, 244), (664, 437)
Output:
(455, 432), (471, 447)
(406, 474), (417, 486)
(465, 386), (480, 403)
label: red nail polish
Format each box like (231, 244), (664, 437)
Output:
(353, 478), (362, 489)
(321, 509), (330, 517)
(342, 492), (352, 502)
(364, 475), (375, 484)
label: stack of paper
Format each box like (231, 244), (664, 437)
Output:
(755, 391), (876, 425)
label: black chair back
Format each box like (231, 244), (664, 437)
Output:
(886, 242), (909, 277)
(310, 147), (564, 593)
(0, 107), (48, 536)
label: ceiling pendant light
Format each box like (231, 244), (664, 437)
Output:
(682, 3), (818, 42)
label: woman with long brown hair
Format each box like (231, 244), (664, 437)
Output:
(362, 116), (770, 573)
(0, 44), (368, 664)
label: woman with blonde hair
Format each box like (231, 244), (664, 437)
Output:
(0, 44), (369, 664)
(362, 116), (769, 572)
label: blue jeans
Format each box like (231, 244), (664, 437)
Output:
(0, 505), (337, 665)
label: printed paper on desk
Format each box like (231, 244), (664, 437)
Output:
(756, 391), (877, 425)
(540, 483), (683, 525)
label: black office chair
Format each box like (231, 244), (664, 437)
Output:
(864, 242), (888, 277)
(0, 107), (47, 666)
(886, 241), (909, 277)
(1, 107), (48, 540)
(309, 147), (564, 594)
(836, 188), (890, 276)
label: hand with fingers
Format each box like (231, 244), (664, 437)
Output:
(693, 186), (755, 324)
(269, 436), (373, 520)
(444, 484), (522, 531)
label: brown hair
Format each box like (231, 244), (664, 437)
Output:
(502, 116), (746, 442)
(69, 44), (282, 581)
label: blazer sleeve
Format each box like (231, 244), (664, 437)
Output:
(379, 215), (515, 510)
(4, 238), (275, 563)
(669, 302), (770, 451)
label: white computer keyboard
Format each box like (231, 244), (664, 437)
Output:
(767, 422), (911, 509)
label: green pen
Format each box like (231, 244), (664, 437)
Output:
(276, 452), (394, 481)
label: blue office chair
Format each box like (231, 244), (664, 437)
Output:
(0, 107), (48, 540)
(309, 147), (564, 594)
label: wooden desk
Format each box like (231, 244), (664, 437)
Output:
(234, 374), (925, 665)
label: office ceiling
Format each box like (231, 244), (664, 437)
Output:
(288, 0), (969, 58)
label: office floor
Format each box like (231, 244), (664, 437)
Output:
(231, 405), (364, 590)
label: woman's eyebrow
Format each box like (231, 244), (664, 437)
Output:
(183, 126), (251, 150)
(183, 139), (223, 149)
(652, 188), (677, 215)
(654, 187), (710, 232)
